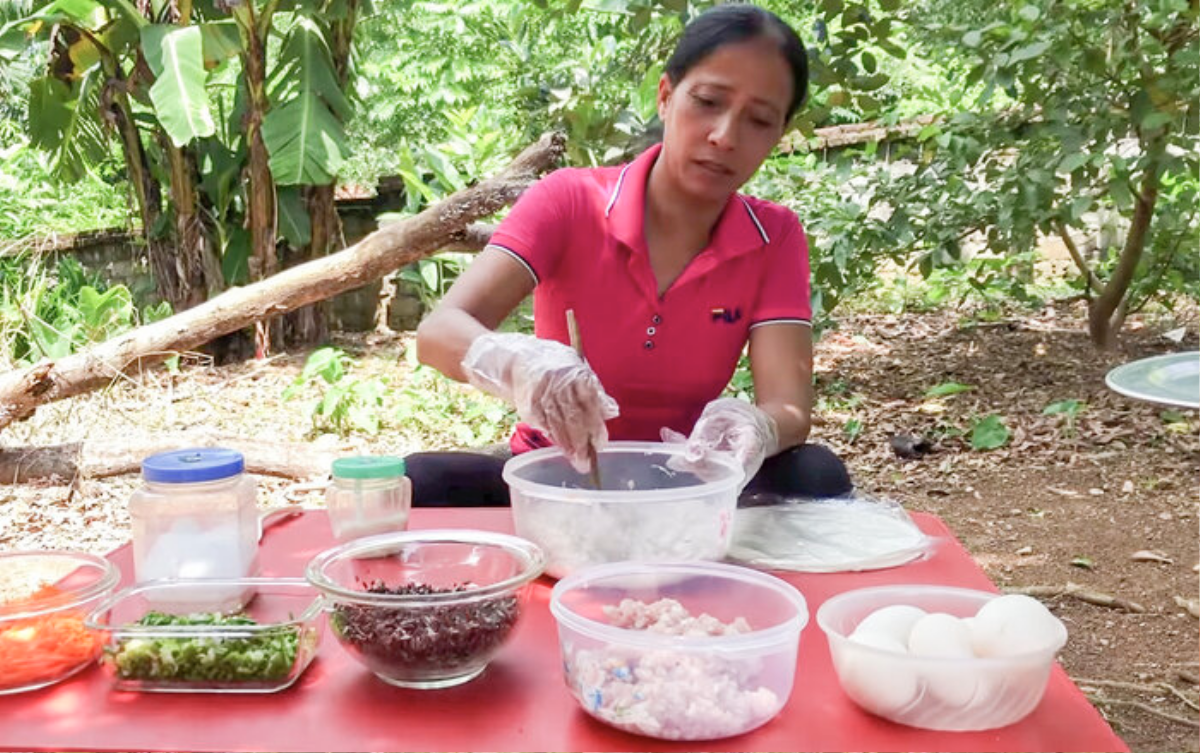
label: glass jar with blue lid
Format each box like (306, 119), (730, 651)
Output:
(129, 448), (259, 610)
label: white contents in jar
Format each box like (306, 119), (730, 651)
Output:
(565, 598), (780, 740)
(137, 520), (255, 608)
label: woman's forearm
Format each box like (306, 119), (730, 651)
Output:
(415, 307), (491, 383)
(759, 400), (811, 452)
(415, 249), (537, 383)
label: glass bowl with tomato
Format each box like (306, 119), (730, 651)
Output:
(0, 550), (119, 694)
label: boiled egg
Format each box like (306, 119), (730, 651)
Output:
(850, 604), (927, 645)
(970, 594), (1068, 657)
(908, 612), (978, 707)
(842, 630), (920, 714)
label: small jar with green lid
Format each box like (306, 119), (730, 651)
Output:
(326, 456), (411, 542)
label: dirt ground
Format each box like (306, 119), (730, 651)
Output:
(0, 303), (1196, 751)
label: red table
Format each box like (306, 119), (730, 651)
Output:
(0, 508), (1127, 753)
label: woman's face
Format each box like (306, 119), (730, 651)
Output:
(656, 37), (792, 204)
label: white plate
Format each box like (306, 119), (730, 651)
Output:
(1105, 351), (1199, 409)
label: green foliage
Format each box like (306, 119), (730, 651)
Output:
(3, 0), (1195, 350)
(262, 17), (352, 185)
(142, 24), (217, 147)
(842, 417), (864, 442)
(850, 0), (1200, 324)
(746, 153), (882, 323)
(0, 254), (169, 365)
(397, 254), (471, 313)
(723, 352), (754, 401)
(970, 414), (1010, 450)
(4, 0), (361, 305)
(925, 381), (973, 398)
(0, 123), (128, 241)
(1043, 398), (1086, 437)
(283, 347), (388, 436)
(394, 363), (515, 447)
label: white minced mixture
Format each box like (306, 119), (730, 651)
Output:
(514, 496), (733, 578)
(565, 598), (780, 740)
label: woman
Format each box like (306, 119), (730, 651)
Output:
(411, 4), (851, 506)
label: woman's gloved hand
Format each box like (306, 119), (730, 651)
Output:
(661, 397), (779, 487)
(462, 332), (618, 472)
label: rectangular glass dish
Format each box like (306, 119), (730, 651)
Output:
(86, 577), (322, 693)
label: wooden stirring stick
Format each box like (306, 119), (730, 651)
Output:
(565, 309), (603, 490)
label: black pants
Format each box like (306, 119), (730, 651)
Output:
(405, 444), (852, 508)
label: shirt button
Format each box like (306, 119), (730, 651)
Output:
(643, 340), (654, 350)
(652, 314), (662, 325)
(646, 326), (657, 336)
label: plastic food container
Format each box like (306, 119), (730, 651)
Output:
(816, 585), (1068, 731)
(550, 560), (806, 741)
(307, 529), (544, 689)
(504, 441), (743, 578)
(0, 550), (119, 694)
(326, 456), (411, 542)
(85, 577), (322, 693)
(130, 448), (259, 611)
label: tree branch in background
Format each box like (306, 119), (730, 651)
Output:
(0, 431), (349, 484)
(372, 222), (496, 334)
(1055, 221), (1105, 296)
(1088, 162), (1161, 349)
(0, 133), (565, 433)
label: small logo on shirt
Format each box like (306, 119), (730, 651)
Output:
(711, 307), (742, 324)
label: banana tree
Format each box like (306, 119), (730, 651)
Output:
(199, 0), (355, 349)
(2, 0), (224, 310)
(3, 0), (355, 343)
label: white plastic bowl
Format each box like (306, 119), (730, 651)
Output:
(550, 560), (806, 741)
(816, 585), (1067, 731)
(503, 441), (743, 578)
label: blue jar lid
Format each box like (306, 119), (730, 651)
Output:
(142, 448), (245, 483)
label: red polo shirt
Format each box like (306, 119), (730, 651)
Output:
(487, 144), (812, 451)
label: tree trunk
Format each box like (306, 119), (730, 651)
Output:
(0, 133), (564, 432)
(1088, 163), (1161, 349)
(242, 24), (278, 355)
(162, 137), (225, 310)
(104, 77), (180, 309)
(0, 432), (349, 484)
(282, 183), (338, 346)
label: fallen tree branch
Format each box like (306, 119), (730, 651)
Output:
(1084, 694), (1200, 728)
(1074, 677), (1200, 712)
(0, 133), (565, 432)
(0, 431), (351, 483)
(1002, 582), (1146, 613)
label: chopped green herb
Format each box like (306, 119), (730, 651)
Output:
(110, 612), (301, 683)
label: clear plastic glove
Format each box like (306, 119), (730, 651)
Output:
(462, 332), (619, 472)
(661, 398), (779, 487)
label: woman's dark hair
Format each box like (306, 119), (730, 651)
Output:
(664, 4), (809, 121)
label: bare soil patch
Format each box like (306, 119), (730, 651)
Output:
(0, 304), (1196, 751)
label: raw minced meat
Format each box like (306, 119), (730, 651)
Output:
(602, 597), (751, 637)
(565, 598), (780, 740)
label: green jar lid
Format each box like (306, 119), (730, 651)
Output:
(331, 455), (406, 480)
